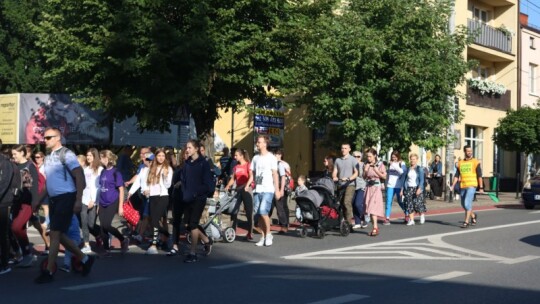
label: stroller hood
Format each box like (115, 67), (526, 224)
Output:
(311, 177), (335, 196)
(296, 189), (324, 207)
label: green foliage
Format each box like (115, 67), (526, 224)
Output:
(493, 105), (540, 156)
(285, 0), (471, 152)
(0, 0), (57, 93)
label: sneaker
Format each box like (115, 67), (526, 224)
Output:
(146, 246), (159, 255)
(255, 236), (266, 247)
(8, 256), (23, 265)
(406, 219), (415, 226)
(34, 270), (54, 284)
(81, 255), (95, 276)
(184, 253), (198, 263)
(81, 245), (92, 254)
(265, 234), (273, 247)
(246, 233), (253, 241)
(59, 264), (71, 273)
(383, 218), (391, 226)
(203, 238), (214, 256)
(352, 224), (362, 229)
(420, 214), (425, 224)
(403, 217), (409, 223)
(360, 222), (368, 229)
(0, 267), (11, 275)
(17, 255), (34, 268)
(121, 238), (130, 254)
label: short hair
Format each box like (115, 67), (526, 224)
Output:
(463, 145), (472, 152)
(297, 175), (306, 182)
(409, 153), (419, 159)
(257, 135), (270, 144)
(44, 127), (61, 136)
(99, 150), (118, 167)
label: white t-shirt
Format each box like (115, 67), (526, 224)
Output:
(406, 168), (418, 188)
(387, 162), (405, 188)
(82, 166), (103, 205)
(250, 152), (278, 193)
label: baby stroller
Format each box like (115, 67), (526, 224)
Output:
(294, 177), (351, 238)
(187, 190), (237, 244)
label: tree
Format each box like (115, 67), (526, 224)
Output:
(0, 0), (58, 93)
(33, 0), (321, 140)
(282, 0), (471, 152)
(493, 104), (540, 181)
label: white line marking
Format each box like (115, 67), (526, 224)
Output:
(307, 294), (369, 304)
(210, 260), (264, 270)
(412, 271), (471, 284)
(529, 210), (540, 214)
(61, 277), (150, 290)
(283, 219), (540, 260)
(498, 255), (540, 264)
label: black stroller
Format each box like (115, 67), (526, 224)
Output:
(294, 177), (351, 238)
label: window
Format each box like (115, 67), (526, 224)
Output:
(477, 66), (490, 79)
(465, 125), (484, 162)
(530, 64), (537, 94)
(474, 8), (489, 23)
(531, 37), (536, 50)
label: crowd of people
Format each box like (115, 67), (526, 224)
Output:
(0, 132), (484, 283)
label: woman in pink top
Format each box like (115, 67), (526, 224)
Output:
(363, 148), (387, 237)
(224, 149), (254, 241)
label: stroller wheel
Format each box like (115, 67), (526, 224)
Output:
(339, 221), (351, 236)
(223, 227), (236, 243)
(40, 258), (57, 274)
(298, 226), (308, 238)
(316, 226), (325, 239)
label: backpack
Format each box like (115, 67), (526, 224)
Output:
(279, 160), (294, 192)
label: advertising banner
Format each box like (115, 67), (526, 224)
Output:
(19, 94), (110, 144)
(254, 98), (285, 149)
(0, 94), (20, 144)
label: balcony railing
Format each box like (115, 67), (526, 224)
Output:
(468, 19), (512, 53)
(466, 86), (511, 111)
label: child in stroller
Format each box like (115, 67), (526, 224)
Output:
(294, 176), (351, 238)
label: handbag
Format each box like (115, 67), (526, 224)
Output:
(122, 198), (140, 226)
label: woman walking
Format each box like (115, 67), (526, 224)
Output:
(145, 148), (173, 255)
(384, 151), (407, 224)
(224, 149), (254, 240)
(167, 148), (189, 256)
(362, 148), (386, 237)
(98, 150), (129, 255)
(401, 153), (427, 225)
(429, 154), (443, 199)
(81, 148), (102, 253)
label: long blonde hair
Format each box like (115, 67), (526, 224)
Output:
(147, 148), (170, 185)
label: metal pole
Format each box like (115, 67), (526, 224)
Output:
(515, 172), (520, 199)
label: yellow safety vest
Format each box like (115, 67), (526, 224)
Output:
(458, 158), (480, 188)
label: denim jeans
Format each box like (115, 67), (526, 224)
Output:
(353, 189), (365, 224)
(254, 192), (274, 215)
(460, 187), (476, 211)
(385, 187), (404, 218)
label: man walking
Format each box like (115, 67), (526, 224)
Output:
(451, 145), (482, 228)
(332, 143), (358, 225)
(34, 128), (95, 283)
(250, 135), (279, 247)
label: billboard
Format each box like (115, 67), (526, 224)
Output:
(0, 94), (20, 144)
(19, 94), (110, 145)
(254, 98), (285, 149)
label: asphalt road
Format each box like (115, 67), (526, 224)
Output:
(1, 199), (540, 304)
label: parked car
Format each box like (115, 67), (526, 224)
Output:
(521, 170), (540, 209)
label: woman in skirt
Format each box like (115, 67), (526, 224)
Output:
(400, 153), (427, 226)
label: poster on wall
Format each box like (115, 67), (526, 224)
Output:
(0, 94), (20, 144)
(253, 98), (285, 149)
(18, 94), (110, 144)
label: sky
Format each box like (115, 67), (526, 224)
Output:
(521, 0), (540, 28)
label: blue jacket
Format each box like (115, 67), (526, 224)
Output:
(181, 156), (214, 203)
(400, 165), (425, 191)
(429, 161), (443, 177)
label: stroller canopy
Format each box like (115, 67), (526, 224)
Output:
(296, 189), (324, 207)
(311, 177), (335, 196)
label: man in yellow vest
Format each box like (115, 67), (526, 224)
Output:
(451, 145), (483, 228)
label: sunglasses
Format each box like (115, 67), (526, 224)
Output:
(35, 156), (42, 159)
(354, 155), (362, 158)
(44, 135), (57, 140)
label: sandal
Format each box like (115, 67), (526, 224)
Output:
(166, 248), (178, 257)
(460, 222), (470, 229)
(471, 213), (478, 226)
(368, 228), (379, 237)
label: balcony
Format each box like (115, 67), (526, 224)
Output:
(466, 86), (510, 111)
(468, 19), (512, 54)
